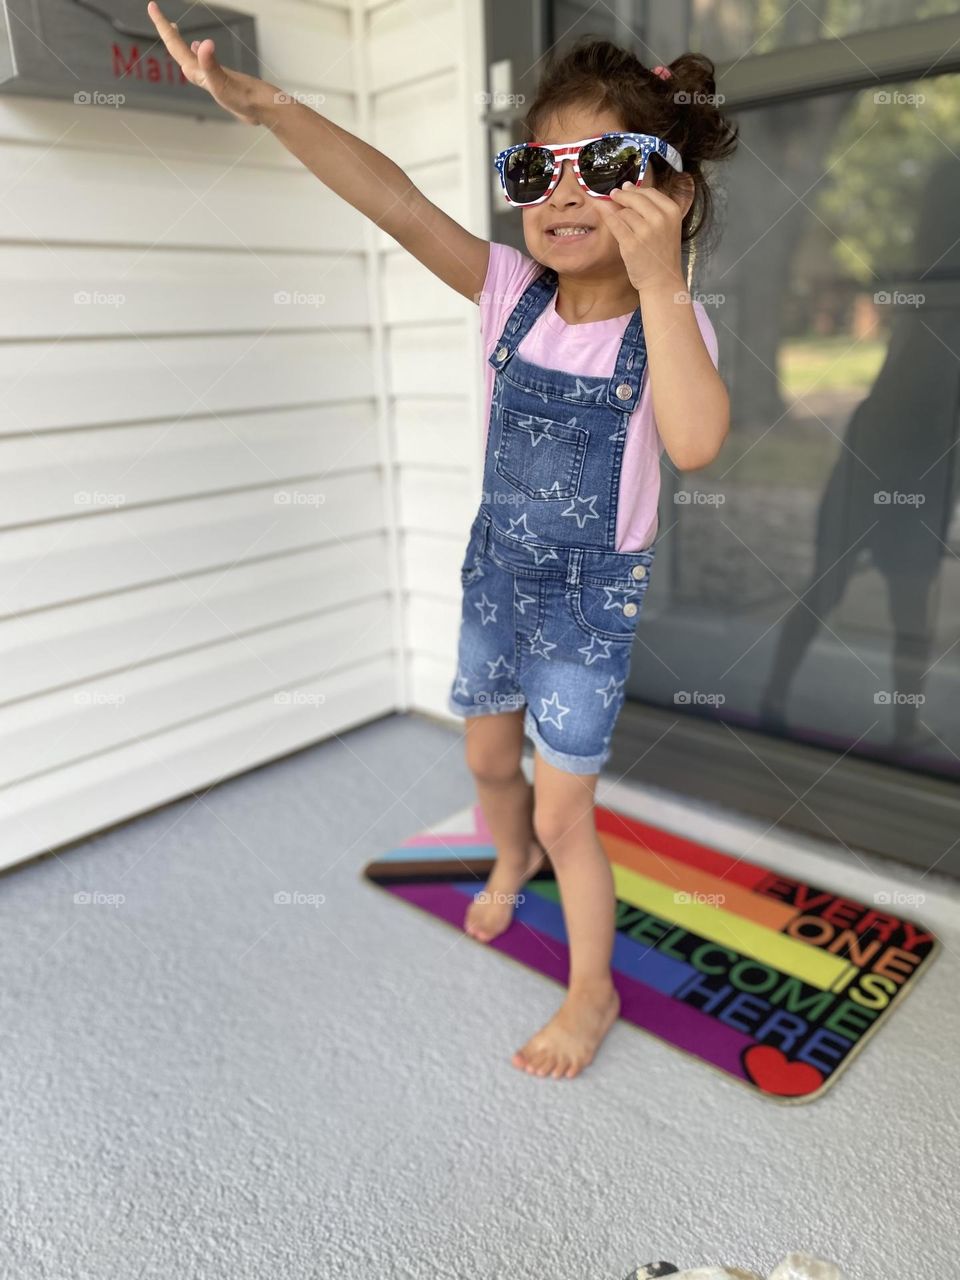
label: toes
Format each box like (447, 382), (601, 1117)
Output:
(529, 1046), (553, 1077)
(513, 1038), (540, 1070)
(564, 1050), (593, 1079)
(550, 1054), (570, 1080)
(463, 906), (490, 941)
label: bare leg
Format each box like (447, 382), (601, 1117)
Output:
(462, 710), (546, 942)
(511, 751), (620, 1080)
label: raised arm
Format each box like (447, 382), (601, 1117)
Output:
(146, 2), (490, 302)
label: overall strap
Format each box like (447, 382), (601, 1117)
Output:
(604, 303), (648, 411)
(488, 267), (558, 371)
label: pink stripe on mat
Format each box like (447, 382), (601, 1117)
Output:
(389, 881), (750, 1080)
(406, 804), (492, 846)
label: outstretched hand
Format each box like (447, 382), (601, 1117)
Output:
(145, 1), (274, 125)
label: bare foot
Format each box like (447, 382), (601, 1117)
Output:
(512, 978), (620, 1079)
(464, 836), (546, 943)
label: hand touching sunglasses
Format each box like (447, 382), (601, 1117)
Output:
(494, 131), (683, 207)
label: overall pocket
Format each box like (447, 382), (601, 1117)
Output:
(494, 408), (588, 500)
(570, 574), (649, 642)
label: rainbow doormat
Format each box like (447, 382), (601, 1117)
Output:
(364, 803), (939, 1102)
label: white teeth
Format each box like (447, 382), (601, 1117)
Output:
(551, 227), (591, 237)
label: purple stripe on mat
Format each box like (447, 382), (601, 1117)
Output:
(388, 881), (750, 1081)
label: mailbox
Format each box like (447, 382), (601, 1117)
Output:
(0, 0), (259, 117)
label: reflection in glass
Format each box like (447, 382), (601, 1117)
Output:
(639, 76), (960, 778)
(692, 0), (957, 60)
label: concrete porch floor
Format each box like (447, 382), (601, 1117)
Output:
(1, 711), (957, 1279)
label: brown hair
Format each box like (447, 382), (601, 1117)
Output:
(522, 39), (739, 251)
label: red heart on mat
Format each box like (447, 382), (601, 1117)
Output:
(743, 1045), (824, 1097)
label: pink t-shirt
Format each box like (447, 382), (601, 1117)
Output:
(477, 241), (720, 552)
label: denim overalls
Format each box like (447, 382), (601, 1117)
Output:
(447, 265), (658, 775)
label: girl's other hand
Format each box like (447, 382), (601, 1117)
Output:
(595, 180), (690, 295)
(146, 1), (277, 125)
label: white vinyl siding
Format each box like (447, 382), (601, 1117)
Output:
(0, 0), (401, 868)
(0, 0), (488, 869)
(362, 0), (489, 718)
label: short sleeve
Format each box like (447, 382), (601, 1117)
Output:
(478, 242), (543, 356)
(692, 300), (720, 367)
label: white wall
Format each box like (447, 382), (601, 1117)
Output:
(360, 0), (489, 718)
(0, 0), (407, 868)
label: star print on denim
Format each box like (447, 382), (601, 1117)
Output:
(474, 593), (497, 624)
(486, 654), (511, 679)
(601, 585), (636, 610)
(491, 370), (504, 417)
(453, 669), (470, 697)
(563, 377), (607, 403)
(577, 635), (613, 665)
(539, 690), (570, 729)
(529, 627), (557, 660)
(560, 494), (600, 528)
(512, 412), (579, 445)
(526, 544), (562, 566)
(596, 675), (625, 707)
(506, 513), (537, 540)
(515, 584), (537, 613)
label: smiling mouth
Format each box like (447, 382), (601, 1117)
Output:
(547, 226), (594, 238)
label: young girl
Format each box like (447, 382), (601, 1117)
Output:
(146, 7), (737, 1080)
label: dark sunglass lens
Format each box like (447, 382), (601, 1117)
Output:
(504, 146), (554, 203)
(578, 137), (642, 194)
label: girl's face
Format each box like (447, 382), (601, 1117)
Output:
(521, 103), (658, 276)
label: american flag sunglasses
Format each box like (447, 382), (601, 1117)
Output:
(493, 131), (683, 207)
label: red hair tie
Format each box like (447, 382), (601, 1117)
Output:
(651, 64), (672, 80)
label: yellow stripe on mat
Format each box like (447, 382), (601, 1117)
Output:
(612, 863), (853, 991)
